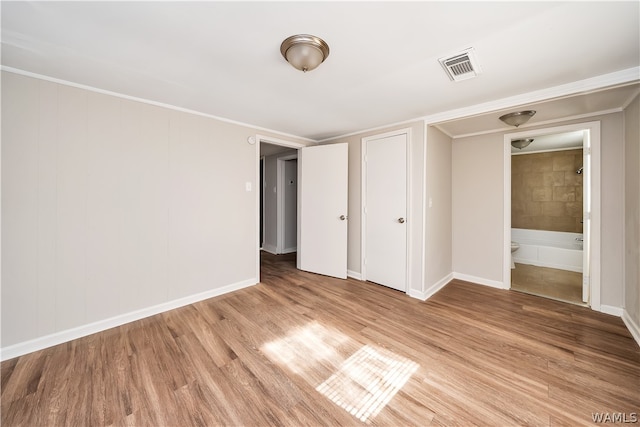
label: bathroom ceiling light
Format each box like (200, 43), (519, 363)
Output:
(499, 110), (536, 127)
(511, 138), (534, 149)
(280, 34), (330, 72)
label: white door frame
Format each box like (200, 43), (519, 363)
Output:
(503, 121), (601, 310)
(254, 134), (305, 280)
(277, 154), (298, 254)
(361, 128), (412, 292)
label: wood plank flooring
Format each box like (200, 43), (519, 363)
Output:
(2, 252), (639, 426)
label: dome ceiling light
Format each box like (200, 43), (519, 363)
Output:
(280, 34), (330, 73)
(511, 138), (534, 149)
(499, 110), (536, 127)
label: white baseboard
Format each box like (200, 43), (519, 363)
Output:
(622, 310), (640, 348)
(262, 244), (277, 255)
(426, 273), (454, 299)
(0, 278), (259, 361)
(407, 289), (426, 300)
(599, 304), (624, 317)
(347, 270), (362, 280)
(453, 272), (507, 289)
(408, 273), (453, 301)
(282, 246), (297, 254)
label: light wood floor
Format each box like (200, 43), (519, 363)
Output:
(2, 252), (639, 426)
(511, 263), (584, 305)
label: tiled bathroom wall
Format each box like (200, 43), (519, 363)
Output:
(512, 149), (583, 233)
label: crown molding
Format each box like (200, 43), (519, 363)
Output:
(452, 107), (623, 140)
(1, 66), (316, 144)
(4, 65), (638, 144)
(317, 67), (639, 142)
(620, 86), (640, 110)
(422, 67), (640, 125)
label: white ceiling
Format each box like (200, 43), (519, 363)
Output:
(2, 1), (639, 141)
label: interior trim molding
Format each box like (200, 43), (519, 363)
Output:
(347, 270), (362, 280)
(0, 278), (259, 362)
(599, 304), (624, 317)
(407, 289), (427, 300)
(0, 66), (316, 144)
(453, 272), (507, 290)
(255, 134), (307, 282)
(622, 309), (640, 347)
(5, 65), (637, 146)
(412, 273), (454, 301)
(320, 67), (639, 143)
(261, 244), (278, 255)
(422, 67), (640, 126)
(450, 107), (623, 140)
(316, 117), (421, 144)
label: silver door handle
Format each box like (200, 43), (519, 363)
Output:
(398, 218), (405, 223)
(340, 215), (348, 221)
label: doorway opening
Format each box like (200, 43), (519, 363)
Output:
(503, 121), (601, 309)
(260, 145), (298, 255)
(254, 135), (350, 283)
(256, 136), (305, 281)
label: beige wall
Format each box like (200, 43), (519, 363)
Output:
(425, 126), (452, 289)
(624, 93), (640, 334)
(452, 133), (505, 284)
(1, 71), (309, 351)
(452, 112), (625, 308)
(323, 121), (426, 295)
(598, 114), (625, 309)
(512, 149), (583, 233)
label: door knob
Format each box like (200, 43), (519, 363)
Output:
(340, 215), (348, 221)
(398, 218), (405, 223)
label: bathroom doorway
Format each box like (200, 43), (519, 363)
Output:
(504, 122), (601, 308)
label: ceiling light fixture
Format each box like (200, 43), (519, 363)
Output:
(511, 138), (534, 149)
(280, 34), (330, 73)
(499, 110), (536, 127)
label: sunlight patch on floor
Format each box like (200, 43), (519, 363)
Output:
(316, 345), (419, 423)
(261, 321), (350, 374)
(262, 321), (419, 422)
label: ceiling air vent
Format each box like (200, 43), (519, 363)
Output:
(439, 48), (481, 82)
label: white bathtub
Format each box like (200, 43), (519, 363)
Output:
(511, 228), (583, 273)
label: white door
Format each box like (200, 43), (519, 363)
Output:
(363, 132), (407, 291)
(297, 143), (348, 279)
